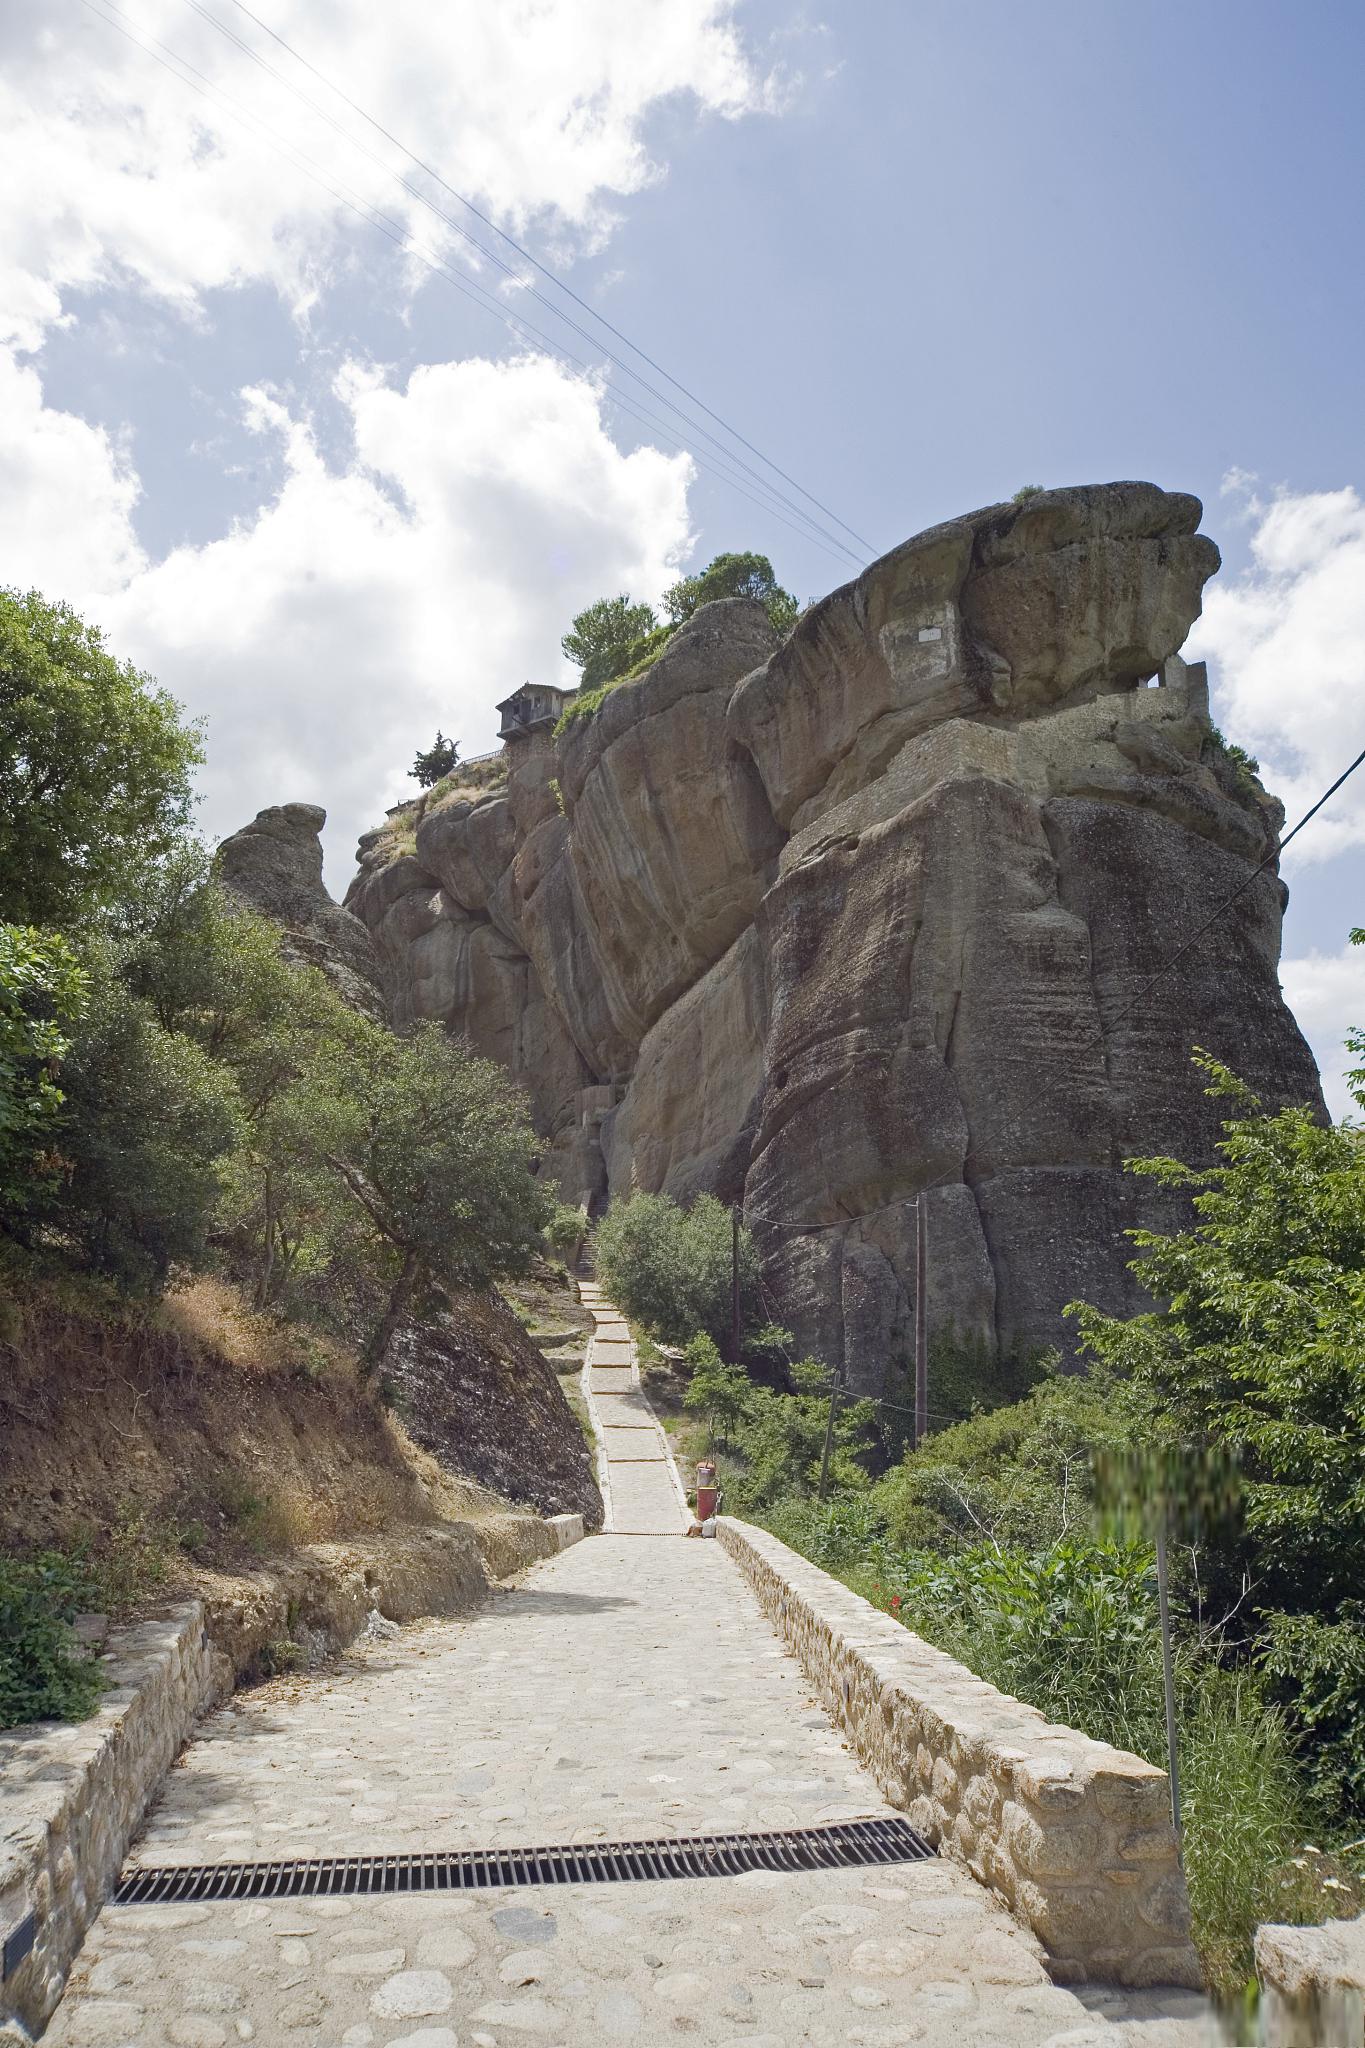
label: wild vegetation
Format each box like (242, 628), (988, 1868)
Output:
(556, 550), (800, 730)
(607, 1074), (1365, 2003)
(0, 586), (565, 1719)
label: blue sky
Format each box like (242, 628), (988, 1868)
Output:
(3, 0), (1364, 1106)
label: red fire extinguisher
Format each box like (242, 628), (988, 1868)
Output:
(695, 1459), (719, 1523)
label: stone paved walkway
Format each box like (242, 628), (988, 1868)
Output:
(579, 1281), (688, 1535)
(48, 1539), (1216, 2048)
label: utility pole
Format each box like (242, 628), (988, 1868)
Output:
(914, 1193), (928, 1449)
(817, 1369), (841, 1502)
(731, 1204), (741, 1363)
(1155, 1516), (1183, 1852)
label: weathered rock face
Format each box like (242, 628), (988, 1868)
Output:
(388, 1288), (603, 1528)
(218, 802), (388, 1022)
(215, 803), (603, 1522)
(346, 484), (1325, 1392)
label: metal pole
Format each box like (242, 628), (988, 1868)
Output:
(1155, 1518), (1183, 1850)
(914, 1194), (928, 1449)
(817, 1372), (840, 1502)
(731, 1205), (741, 1362)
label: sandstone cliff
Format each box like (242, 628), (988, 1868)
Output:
(215, 803), (602, 1526)
(345, 483), (1325, 1393)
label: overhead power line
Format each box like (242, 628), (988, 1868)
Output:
(78, 0), (867, 566)
(215, 0), (877, 560)
(1105, 739), (1365, 1030)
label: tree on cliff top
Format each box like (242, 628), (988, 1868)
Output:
(411, 730), (460, 788)
(662, 551), (799, 634)
(561, 594), (658, 690)
(0, 588), (203, 929)
(559, 553), (799, 706)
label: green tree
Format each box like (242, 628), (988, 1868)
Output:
(315, 1022), (550, 1375)
(662, 551), (799, 635)
(682, 1332), (753, 1449)
(411, 730), (460, 788)
(1070, 1052), (1365, 1810)
(0, 589), (203, 928)
(561, 594), (658, 690)
(594, 1191), (758, 1346)
(736, 1359), (876, 1506)
(56, 958), (243, 1292)
(0, 924), (87, 1228)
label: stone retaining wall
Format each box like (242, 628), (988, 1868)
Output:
(0, 1513), (581, 2040)
(718, 1517), (1201, 1991)
(1255, 1912), (1365, 2046)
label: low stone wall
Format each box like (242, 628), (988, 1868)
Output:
(0, 1513), (575, 2040)
(1256, 1912), (1365, 2046)
(1, 1604), (213, 2041)
(718, 1517), (1200, 1991)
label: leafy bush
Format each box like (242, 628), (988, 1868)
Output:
(1070, 1052), (1365, 1811)
(681, 1332), (752, 1448)
(594, 1191), (757, 1346)
(545, 1202), (586, 1255)
(57, 961), (243, 1291)
(726, 1361), (876, 1510)
(0, 1552), (104, 1727)
(873, 1364), (1145, 1552)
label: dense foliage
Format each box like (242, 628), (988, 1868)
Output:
(0, 1553), (104, 1726)
(1071, 1053), (1365, 1812)
(0, 595), (554, 1383)
(661, 550), (799, 633)
(594, 1189), (758, 1346)
(0, 924), (86, 1222)
(0, 588), (202, 926)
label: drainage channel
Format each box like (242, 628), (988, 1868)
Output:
(115, 1816), (934, 1905)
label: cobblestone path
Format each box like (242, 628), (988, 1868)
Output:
(48, 1539), (1215, 2048)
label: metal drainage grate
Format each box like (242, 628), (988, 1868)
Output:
(115, 1817), (933, 1905)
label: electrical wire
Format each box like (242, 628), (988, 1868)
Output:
(174, 0), (869, 571)
(215, 0), (877, 558)
(77, 0), (868, 566)
(1104, 740), (1365, 1030)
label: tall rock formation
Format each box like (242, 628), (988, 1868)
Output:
(216, 801), (602, 1526)
(346, 484), (1325, 1393)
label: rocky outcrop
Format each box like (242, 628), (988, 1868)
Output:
(208, 806), (603, 1521)
(388, 1287), (603, 1528)
(345, 484), (1325, 1392)
(218, 801), (387, 1021)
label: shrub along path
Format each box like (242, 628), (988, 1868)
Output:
(46, 1536), (1218, 2046)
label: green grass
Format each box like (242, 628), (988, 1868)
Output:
(758, 1498), (1362, 2011)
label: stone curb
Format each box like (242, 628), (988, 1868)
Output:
(0, 1514), (560, 2039)
(547, 1512), (585, 1551)
(717, 1516), (1202, 1992)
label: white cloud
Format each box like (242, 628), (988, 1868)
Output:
(88, 352), (694, 880)
(1, 0), (779, 348)
(0, 349), (146, 597)
(1280, 944), (1365, 1123)
(1191, 475), (1365, 865)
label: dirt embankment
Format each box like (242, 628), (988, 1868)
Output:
(0, 1273), (518, 1570)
